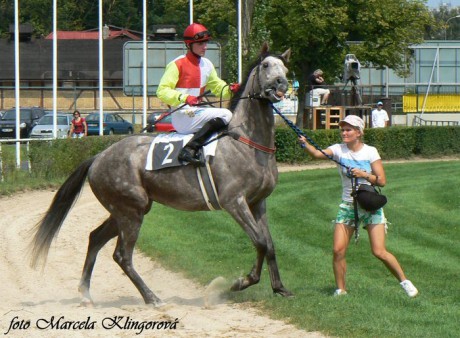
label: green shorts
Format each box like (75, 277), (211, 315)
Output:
(335, 201), (387, 228)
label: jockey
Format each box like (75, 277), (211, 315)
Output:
(156, 23), (240, 166)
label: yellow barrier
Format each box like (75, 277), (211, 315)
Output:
(403, 94), (460, 113)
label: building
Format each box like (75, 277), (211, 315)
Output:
(0, 25), (175, 113)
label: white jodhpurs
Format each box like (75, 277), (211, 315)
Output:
(172, 107), (232, 134)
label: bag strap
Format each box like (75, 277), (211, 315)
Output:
(351, 176), (360, 243)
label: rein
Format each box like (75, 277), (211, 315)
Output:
(272, 104), (362, 242)
(141, 90), (212, 132)
(271, 104), (351, 171)
(227, 132), (276, 154)
(221, 62), (279, 154)
(200, 129), (276, 155)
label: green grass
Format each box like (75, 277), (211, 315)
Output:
(138, 160), (460, 338)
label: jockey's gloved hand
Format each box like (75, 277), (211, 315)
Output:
(229, 83), (241, 93)
(185, 95), (200, 106)
(145, 123), (154, 133)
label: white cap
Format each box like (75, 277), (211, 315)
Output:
(339, 115), (365, 132)
(377, 101), (383, 106)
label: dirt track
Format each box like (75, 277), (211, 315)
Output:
(0, 186), (325, 337)
(4, 157), (457, 337)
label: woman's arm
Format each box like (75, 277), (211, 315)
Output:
(68, 121), (74, 138)
(298, 136), (332, 159)
(83, 119), (88, 136)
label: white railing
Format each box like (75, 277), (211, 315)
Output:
(413, 115), (460, 127)
(0, 138), (54, 182)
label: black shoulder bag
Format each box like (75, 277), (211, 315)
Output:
(351, 178), (387, 242)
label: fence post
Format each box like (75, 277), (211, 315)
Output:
(0, 142), (3, 182)
(26, 141), (31, 174)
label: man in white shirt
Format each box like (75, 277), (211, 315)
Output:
(371, 101), (389, 128)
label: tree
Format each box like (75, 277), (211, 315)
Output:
(430, 6), (460, 40)
(1, 0), (143, 37)
(264, 0), (435, 126)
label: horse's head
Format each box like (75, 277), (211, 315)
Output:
(250, 42), (291, 103)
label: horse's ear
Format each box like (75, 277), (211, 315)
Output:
(260, 42), (270, 56)
(281, 48), (291, 63)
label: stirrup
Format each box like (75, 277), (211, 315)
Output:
(178, 148), (205, 167)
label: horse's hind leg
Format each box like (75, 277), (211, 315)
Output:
(79, 217), (118, 305)
(112, 214), (163, 306)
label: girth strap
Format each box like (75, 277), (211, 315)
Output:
(196, 158), (222, 211)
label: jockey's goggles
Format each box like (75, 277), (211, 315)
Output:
(187, 31), (211, 41)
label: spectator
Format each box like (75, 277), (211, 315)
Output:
(69, 110), (87, 138)
(371, 101), (389, 128)
(308, 69), (330, 106)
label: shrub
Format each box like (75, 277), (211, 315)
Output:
(414, 126), (460, 156)
(24, 126), (460, 181)
(29, 135), (124, 179)
(275, 126), (459, 162)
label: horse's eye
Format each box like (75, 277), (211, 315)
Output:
(263, 62), (269, 68)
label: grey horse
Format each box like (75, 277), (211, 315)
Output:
(30, 42), (293, 306)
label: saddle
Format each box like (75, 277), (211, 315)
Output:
(145, 133), (218, 171)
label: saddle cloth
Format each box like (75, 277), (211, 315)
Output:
(145, 132), (218, 171)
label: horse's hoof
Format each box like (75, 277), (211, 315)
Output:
(146, 298), (167, 308)
(79, 297), (94, 307)
(273, 288), (294, 298)
(230, 277), (245, 291)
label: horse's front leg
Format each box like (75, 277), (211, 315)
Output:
(225, 197), (273, 293)
(251, 200), (293, 297)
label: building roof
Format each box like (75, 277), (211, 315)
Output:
(45, 26), (142, 40)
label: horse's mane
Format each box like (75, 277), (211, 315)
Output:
(229, 50), (287, 111)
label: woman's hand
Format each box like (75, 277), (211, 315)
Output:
(351, 168), (369, 179)
(298, 136), (307, 147)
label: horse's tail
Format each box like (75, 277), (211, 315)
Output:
(29, 156), (96, 269)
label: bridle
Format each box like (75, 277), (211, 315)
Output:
(202, 56), (289, 154)
(218, 55), (290, 154)
(208, 54), (289, 108)
(247, 54), (288, 102)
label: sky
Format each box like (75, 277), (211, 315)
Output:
(427, 0), (460, 8)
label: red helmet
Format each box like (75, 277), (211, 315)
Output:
(183, 23), (211, 44)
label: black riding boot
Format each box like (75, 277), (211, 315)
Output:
(178, 118), (227, 166)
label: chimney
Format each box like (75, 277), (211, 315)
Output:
(151, 25), (177, 41)
(103, 25), (110, 39)
(9, 23), (33, 42)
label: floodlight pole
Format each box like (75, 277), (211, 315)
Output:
(444, 15), (460, 40)
(14, 0), (20, 168)
(98, 0), (104, 136)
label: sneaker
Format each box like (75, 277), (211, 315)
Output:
(400, 280), (418, 298)
(333, 289), (347, 296)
